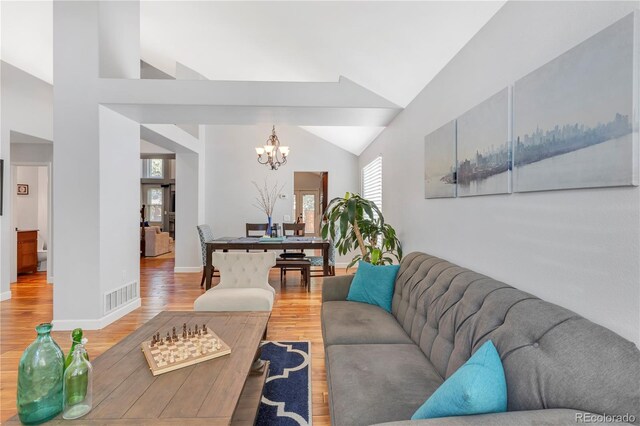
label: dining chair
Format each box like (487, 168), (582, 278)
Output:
(196, 224), (219, 287)
(307, 241), (336, 277)
(282, 223), (306, 236)
(279, 223), (307, 282)
(194, 252), (276, 312)
(246, 223), (269, 237)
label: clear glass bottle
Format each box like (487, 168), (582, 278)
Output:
(62, 342), (93, 419)
(17, 323), (64, 425)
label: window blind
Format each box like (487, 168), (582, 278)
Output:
(362, 156), (382, 216)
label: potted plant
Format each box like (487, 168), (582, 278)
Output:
(321, 192), (402, 270)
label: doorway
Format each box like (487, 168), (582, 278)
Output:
(12, 164), (52, 282)
(293, 172), (328, 237)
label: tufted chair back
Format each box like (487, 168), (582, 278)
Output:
(213, 252), (276, 294)
(392, 252), (640, 422)
(196, 225), (215, 266)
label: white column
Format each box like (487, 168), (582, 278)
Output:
(174, 153), (202, 272)
(53, 1), (141, 329)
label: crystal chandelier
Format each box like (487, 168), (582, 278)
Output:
(255, 126), (289, 170)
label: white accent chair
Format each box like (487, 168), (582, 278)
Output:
(193, 252), (276, 312)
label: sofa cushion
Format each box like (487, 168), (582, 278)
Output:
(347, 261), (400, 312)
(412, 340), (507, 419)
(326, 344), (443, 426)
(322, 301), (413, 346)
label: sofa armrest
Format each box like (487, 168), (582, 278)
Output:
(371, 409), (634, 426)
(322, 275), (354, 302)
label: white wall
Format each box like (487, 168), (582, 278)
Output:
(359, 1), (640, 345)
(37, 166), (48, 249)
(98, 106), (140, 305)
(14, 167), (39, 230)
(204, 124), (359, 265)
(175, 152), (201, 272)
(1, 61), (54, 300)
(14, 166), (47, 238)
(52, 1), (141, 329)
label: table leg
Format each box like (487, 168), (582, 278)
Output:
(205, 244), (213, 290)
(306, 265), (310, 292)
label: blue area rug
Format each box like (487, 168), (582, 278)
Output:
(256, 341), (312, 426)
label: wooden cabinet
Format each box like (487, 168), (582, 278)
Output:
(17, 230), (38, 274)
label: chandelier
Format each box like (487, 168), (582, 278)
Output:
(255, 126), (289, 170)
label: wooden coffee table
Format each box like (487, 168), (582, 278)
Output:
(7, 311), (270, 425)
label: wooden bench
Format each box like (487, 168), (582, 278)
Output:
(275, 259), (311, 292)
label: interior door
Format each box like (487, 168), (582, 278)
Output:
(295, 190), (320, 236)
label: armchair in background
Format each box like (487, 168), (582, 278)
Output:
(144, 226), (171, 257)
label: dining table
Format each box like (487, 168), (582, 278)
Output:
(204, 236), (331, 290)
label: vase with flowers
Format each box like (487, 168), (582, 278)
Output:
(252, 179), (285, 236)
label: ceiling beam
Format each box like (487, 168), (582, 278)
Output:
(100, 76), (402, 126)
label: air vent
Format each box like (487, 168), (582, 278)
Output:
(104, 282), (138, 314)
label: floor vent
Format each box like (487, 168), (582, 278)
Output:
(104, 282), (138, 314)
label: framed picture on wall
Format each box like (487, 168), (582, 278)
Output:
(457, 87), (511, 197)
(17, 184), (29, 196)
(513, 12), (639, 192)
(424, 120), (457, 199)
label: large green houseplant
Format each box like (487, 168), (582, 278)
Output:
(321, 192), (402, 270)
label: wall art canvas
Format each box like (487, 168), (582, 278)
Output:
(457, 88), (511, 197)
(513, 12), (639, 193)
(425, 120), (456, 199)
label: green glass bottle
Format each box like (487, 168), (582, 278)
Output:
(17, 323), (64, 425)
(64, 328), (89, 370)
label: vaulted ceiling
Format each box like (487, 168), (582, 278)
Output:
(1, 1), (504, 154)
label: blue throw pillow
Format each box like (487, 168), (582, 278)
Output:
(346, 261), (400, 312)
(412, 340), (507, 420)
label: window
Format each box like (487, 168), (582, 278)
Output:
(362, 156), (382, 216)
(141, 159), (164, 179)
(146, 188), (164, 222)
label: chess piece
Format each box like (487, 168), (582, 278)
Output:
(182, 330), (187, 339)
(203, 324), (208, 334)
(166, 332), (171, 342)
(172, 327), (177, 340)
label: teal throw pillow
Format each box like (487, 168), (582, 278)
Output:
(412, 340), (507, 420)
(346, 261), (400, 312)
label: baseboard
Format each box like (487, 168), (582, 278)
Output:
(174, 266), (202, 273)
(52, 297), (141, 331)
(0, 291), (11, 302)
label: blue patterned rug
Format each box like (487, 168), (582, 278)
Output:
(256, 341), (312, 426)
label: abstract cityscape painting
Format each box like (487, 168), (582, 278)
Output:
(457, 88), (510, 197)
(425, 120), (456, 199)
(513, 12), (638, 193)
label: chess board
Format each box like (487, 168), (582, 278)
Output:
(141, 326), (231, 376)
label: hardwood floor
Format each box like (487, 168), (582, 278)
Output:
(1, 257), (335, 424)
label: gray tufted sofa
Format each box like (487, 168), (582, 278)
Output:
(321, 252), (640, 426)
